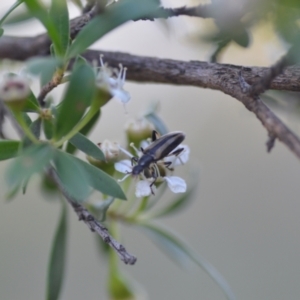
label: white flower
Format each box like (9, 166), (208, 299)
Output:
(114, 155), (187, 198)
(114, 159), (132, 174)
(96, 56), (130, 104)
(106, 0), (118, 6)
(135, 180), (156, 198)
(164, 176), (187, 193)
(98, 139), (120, 162)
(0, 74), (30, 103)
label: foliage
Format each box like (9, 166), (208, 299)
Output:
(1, 0), (299, 299)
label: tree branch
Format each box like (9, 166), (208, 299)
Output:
(139, 4), (213, 20)
(1, 35), (300, 159)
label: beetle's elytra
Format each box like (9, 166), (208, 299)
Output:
(131, 130), (185, 177)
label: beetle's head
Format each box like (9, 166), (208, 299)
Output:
(132, 165), (143, 176)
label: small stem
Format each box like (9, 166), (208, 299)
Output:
(54, 101), (100, 147)
(14, 111), (39, 143)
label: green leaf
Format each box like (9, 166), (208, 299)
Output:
(49, 0), (69, 56)
(55, 63), (95, 140)
(43, 118), (54, 140)
(6, 143), (54, 188)
(145, 111), (168, 135)
(232, 28), (250, 48)
(0, 140), (20, 161)
(0, 28), (4, 37)
(90, 197), (115, 222)
(75, 157), (126, 200)
(210, 39), (230, 63)
(67, 0), (160, 59)
(0, 0), (24, 27)
(46, 201), (68, 300)
(66, 109), (101, 154)
(53, 150), (90, 202)
(140, 223), (236, 300)
(24, 90), (40, 112)
(5, 184), (21, 201)
(69, 132), (104, 161)
(108, 270), (135, 300)
(22, 118), (42, 148)
(3, 8), (34, 25)
(26, 57), (61, 86)
(24, 0), (64, 56)
(22, 112), (32, 126)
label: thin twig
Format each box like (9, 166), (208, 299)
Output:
(37, 69), (64, 106)
(2, 38), (300, 159)
(138, 4), (213, 20)
(266, 133), (276, 153)
(48, 168), (137, 265)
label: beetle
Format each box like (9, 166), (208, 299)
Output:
(131, 130), (185, 192)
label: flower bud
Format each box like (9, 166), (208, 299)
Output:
(87, 140), (121, 176)
(0, 75), (30, 111)
(94, 57), (130, 107)
(125, 118), (154, 153)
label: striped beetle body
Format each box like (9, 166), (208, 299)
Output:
(132, 131), (185, 176)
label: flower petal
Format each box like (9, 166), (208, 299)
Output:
(135, 180), (153, 198)
(112, 88), (131, 104)
(114, 159), (132, 173)
(164, 176), (187, 193)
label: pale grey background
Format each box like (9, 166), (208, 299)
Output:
(1, 1), (300, 300)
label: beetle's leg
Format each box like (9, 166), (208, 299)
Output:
(165, 147), (185, 167)
(169, 147), (184, 157)
(152, 130), (159, 142)
(131, 156), (138, 166)
(164, 161), (174, 171)
(149, 164), (160, 195)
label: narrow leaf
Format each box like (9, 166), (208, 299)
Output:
(145, 111), (168, 135)
(3, 8), (34, 25)
(67, 0), (160, 58)
(66, 109), (101, 154)
(0, 0), (24, 27)
(6, 143), (54, 187)
(46, 201), (68, 300)
(140, 223), (236, 300)
(49, 0), (69, 56)
(22, 118), (42, 148)
(24, 0), (64, 55)
(0, 140), (20, 160)
(43, 118), (54, 140)
(55, 64), (95, 139)
(53, 150), (90, 202)
(75, 157), (126, 200)
(22, 112), (32, 126)
(69, 132), (104, 161)
(24, 90), (40, 112)
(90, 197), (115, 222)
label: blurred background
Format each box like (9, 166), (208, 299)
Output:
(1, 0), (300, 299)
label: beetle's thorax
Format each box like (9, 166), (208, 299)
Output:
(132, 153), (154, 175)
